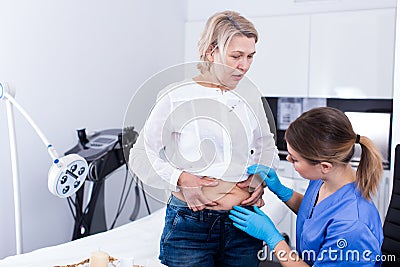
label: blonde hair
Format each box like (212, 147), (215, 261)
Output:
(285, 107), (383, 200)
(197, 10), (258, 73)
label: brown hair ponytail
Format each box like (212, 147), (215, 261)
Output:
(285, 107), (382, 200)
(356, 135), (383, 200)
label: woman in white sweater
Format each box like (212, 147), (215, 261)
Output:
(129, 10), (278, 267)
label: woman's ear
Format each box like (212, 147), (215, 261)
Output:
(206, 46), (216, 62)
(319, 162), (333, 174)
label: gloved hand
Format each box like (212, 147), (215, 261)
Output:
(229, 205), (284, 250)
(247, 164), (293, 202)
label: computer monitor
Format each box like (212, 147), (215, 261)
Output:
(345, 112), (391, 167)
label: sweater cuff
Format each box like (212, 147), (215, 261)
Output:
(169, 169), (183, 192)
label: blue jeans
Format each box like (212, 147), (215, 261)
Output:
(159, 195), (262, 267)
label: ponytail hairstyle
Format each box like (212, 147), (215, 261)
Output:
(197, 10), (258, 74)
(285, 107), (383, 200)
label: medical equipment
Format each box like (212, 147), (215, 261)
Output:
(0, 81), (89, 254)
(64, 127), (148, 240)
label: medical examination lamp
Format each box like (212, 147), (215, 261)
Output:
(0, 81), (88, 254)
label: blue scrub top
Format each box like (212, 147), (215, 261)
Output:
(296, 179), (383, 266)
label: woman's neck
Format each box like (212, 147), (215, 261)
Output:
(193, 74), (231, 91)
(316, 164), (356, 204)
(322, 164), (356, 194)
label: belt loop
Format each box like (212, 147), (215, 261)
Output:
(167, 195), (172, 205)
(199, 210), (204, 222)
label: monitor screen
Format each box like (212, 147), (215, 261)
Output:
(345, 112), (391, 166)
(263, 97), (393, 167)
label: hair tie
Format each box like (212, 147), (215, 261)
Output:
(355, 134), (361, 144)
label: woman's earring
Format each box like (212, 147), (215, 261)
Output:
(207, 51), (214, 62)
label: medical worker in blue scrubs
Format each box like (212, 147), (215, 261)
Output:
(230, 107), (384, 266)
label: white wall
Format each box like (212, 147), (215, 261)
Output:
(186, 0), (396, 21)
(0, 0), (186, 259)
(391, 0), (400, 173)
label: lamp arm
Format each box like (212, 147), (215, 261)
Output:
(3, 92), (60, 165)
(1, 81), (88, 256)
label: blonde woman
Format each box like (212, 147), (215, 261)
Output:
(130, 10), (278, 267)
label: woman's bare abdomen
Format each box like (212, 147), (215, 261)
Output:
(172, 179), (251, 210)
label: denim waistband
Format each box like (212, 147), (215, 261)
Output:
(167, 194), (255, 214)
(168, 194), (189, 207)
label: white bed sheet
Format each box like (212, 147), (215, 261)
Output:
(0, 207), (167, 267)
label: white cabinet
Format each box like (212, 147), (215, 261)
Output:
(372, 170), (392, 223)
(309, 9), (396, 99)
(249, 16), (310, 97)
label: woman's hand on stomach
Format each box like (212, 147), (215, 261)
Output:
(177, 172), (219, 212)
(202, 179), (252, 210)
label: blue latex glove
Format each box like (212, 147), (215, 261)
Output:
(229, 206), (284, 250)
(247, 164), (293, 202)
